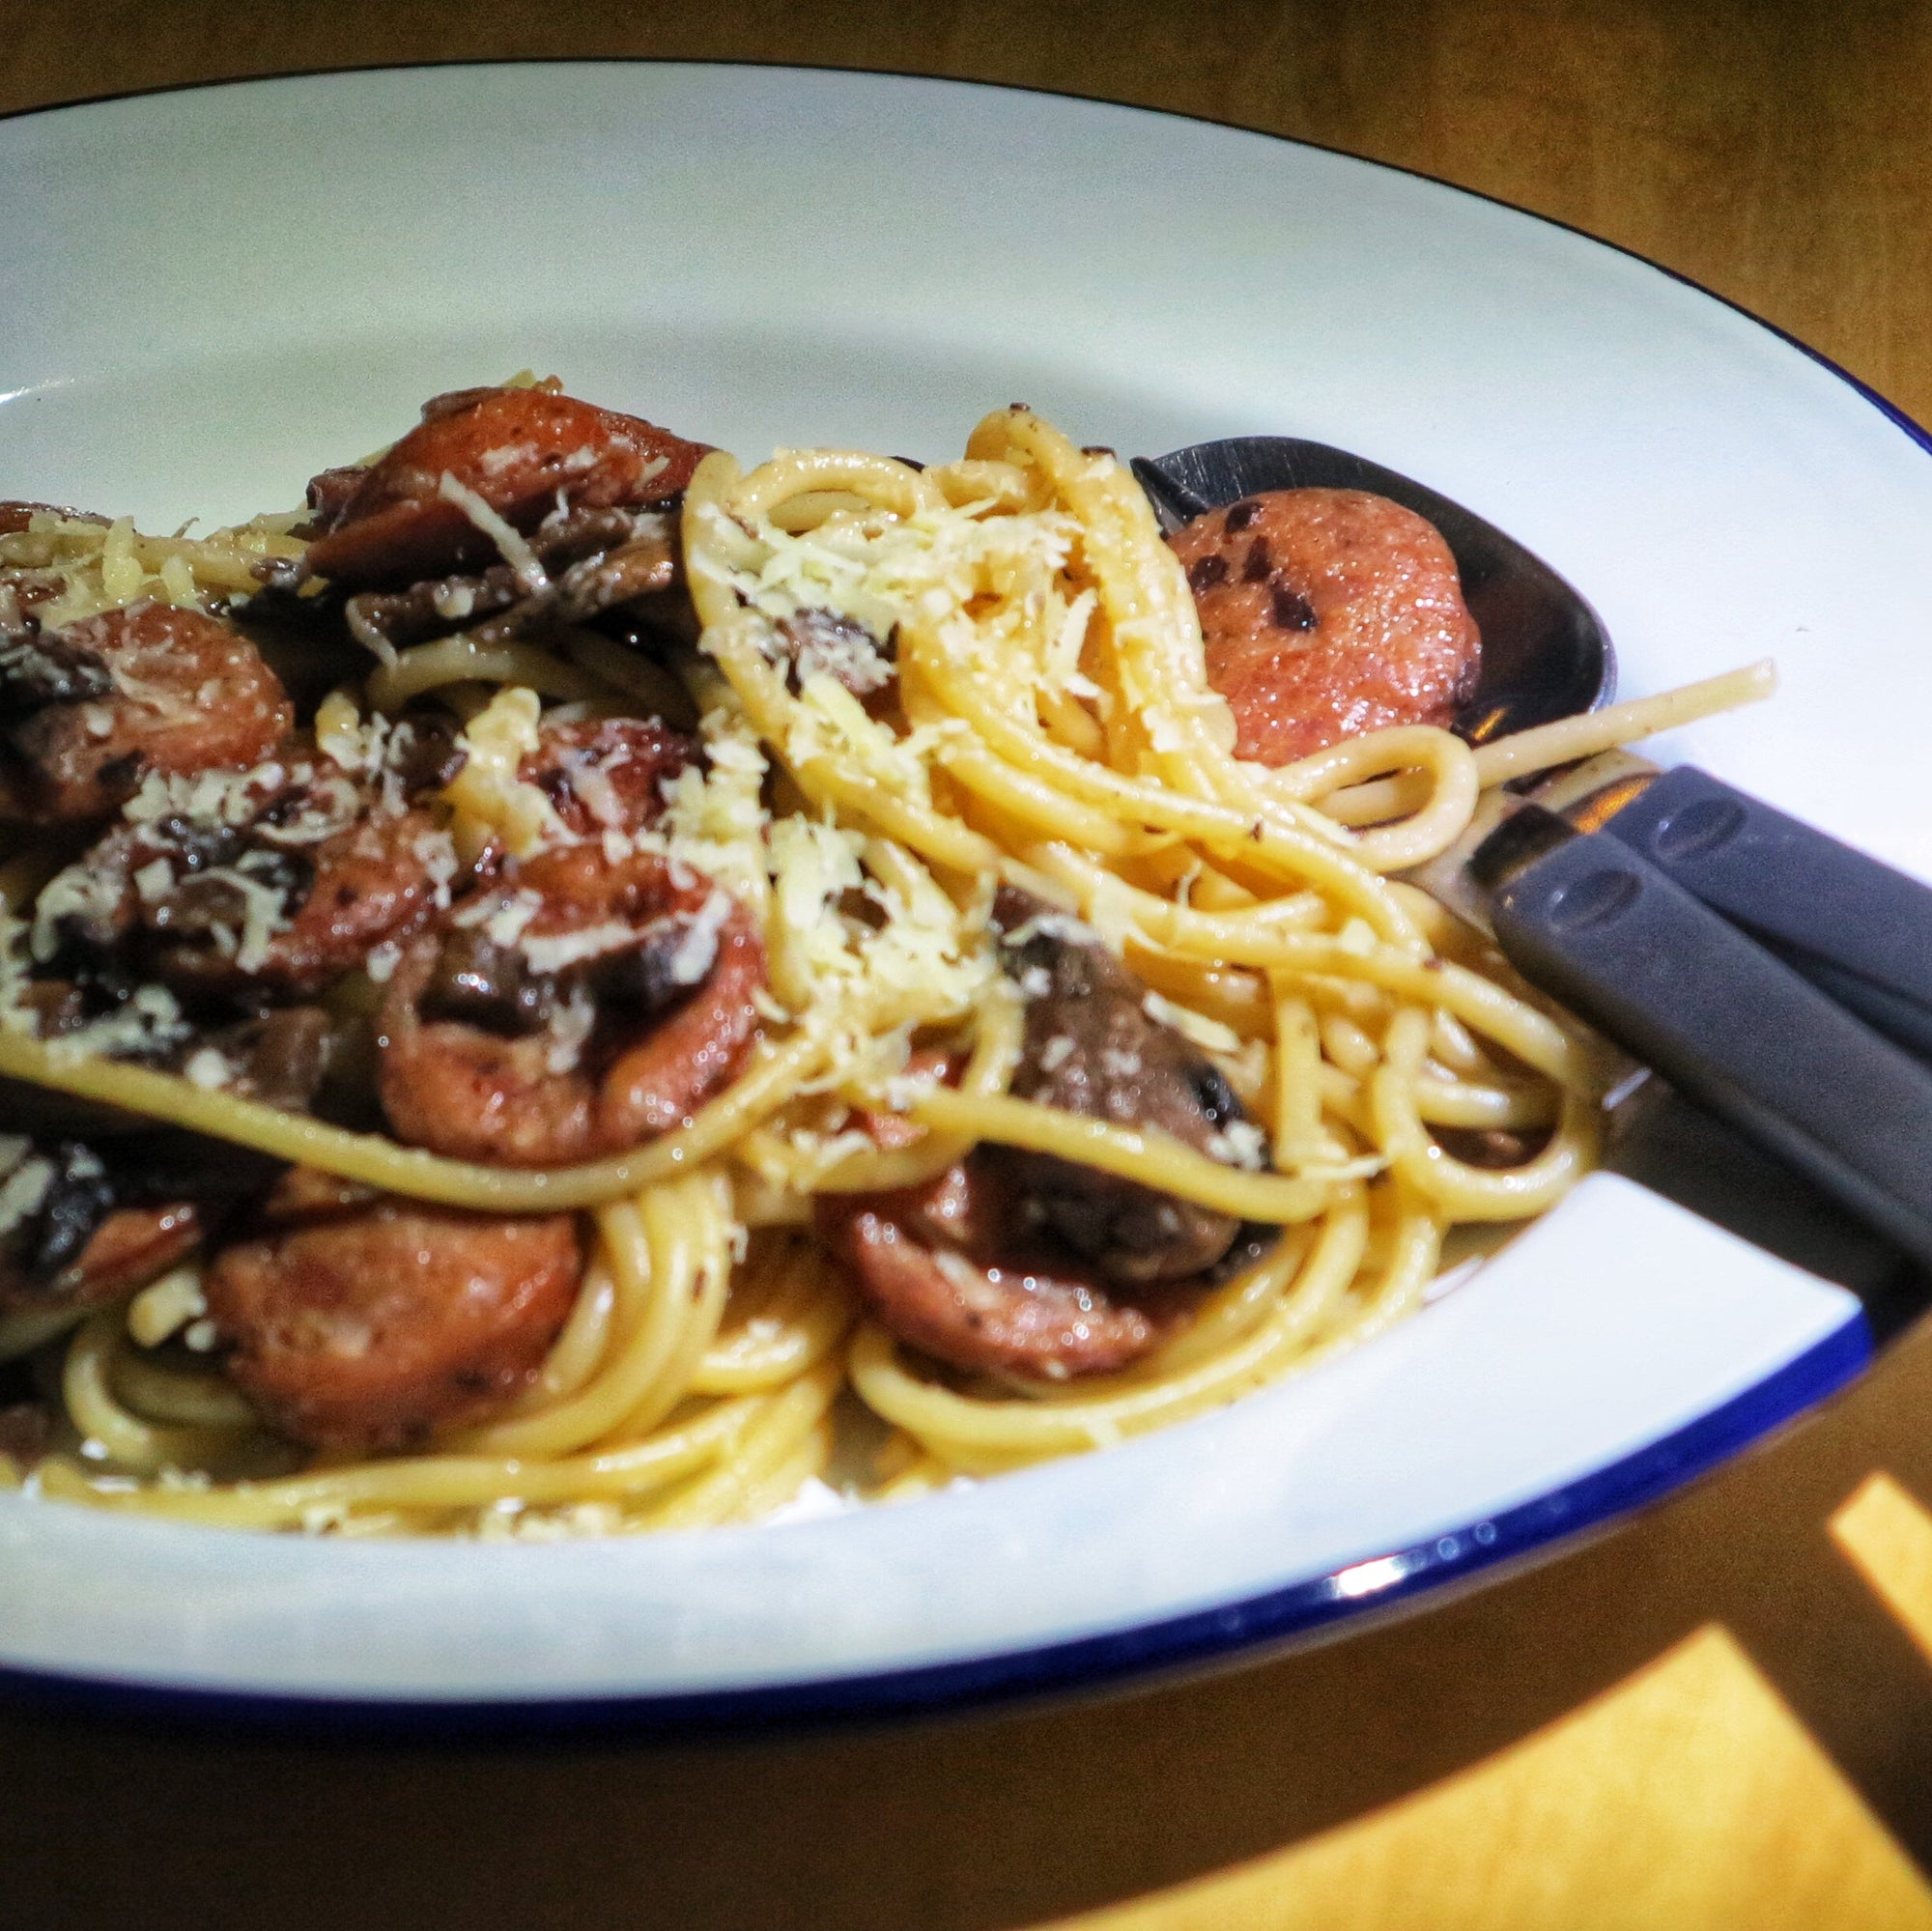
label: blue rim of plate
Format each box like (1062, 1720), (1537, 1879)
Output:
(0, 63), (1918, 1735)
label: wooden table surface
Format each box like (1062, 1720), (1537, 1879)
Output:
(7, 5), (1932, 1926)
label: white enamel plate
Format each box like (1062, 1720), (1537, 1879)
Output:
(0, 63), (1922, 1722)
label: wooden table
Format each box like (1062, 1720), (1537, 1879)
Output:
(7, 6), (1932, 1925)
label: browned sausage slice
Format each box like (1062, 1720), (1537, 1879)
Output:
(43, 780), (460, 1007)
(303, 388), (711, 589)
(378, 846), (764, 1167)
(816, 1162), (1166, 1380)
(205, 1200), (582, 1450)
(0, 602), (293, 823)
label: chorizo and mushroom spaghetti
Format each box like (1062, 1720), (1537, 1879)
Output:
(0, 382), (1771, 1535)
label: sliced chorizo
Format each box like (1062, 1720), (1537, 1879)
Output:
(302, 387), (711, 590)
(156, 806), (453, 1002)
(818, 902), (1270, 1378)
(205, 1199), (582, 1451)
(40, 781), (459, 1007)
(378, 845), (764, 1167)
(817, 1159), (1176, 1380)
(0, 601), (293, 823)
(1171, 488), (1480, 766)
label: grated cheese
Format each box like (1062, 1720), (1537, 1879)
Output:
(126, 1266), (208, 1349)
(30, 860), (127, 963)
(1206, 1120), (1269, 1172)
(1141, 989), (1245, 1057)
(183, 1047), (234, 1090)
(314, 692), (389, 775)
(518, 921), (642, 976)
(436, 471), (547, 594)
(666, 890), (733, 986)
(454, 885), (543, 946)
(1001, 910), (1100, 951)
(0, 1152), (53, 1238)
(189, 862), (293, 975)
(655, 705), (771, 912)
(542, 986), (597, 1076)
(99, 518), (143, 606)
(1037, 1035), (1076, 1074)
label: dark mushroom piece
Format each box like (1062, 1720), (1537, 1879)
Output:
(991, 888), (1250, 1285)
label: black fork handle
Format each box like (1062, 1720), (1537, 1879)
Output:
(1602, 764), (1932, 1064)
(1491, 829), (1932, 1271)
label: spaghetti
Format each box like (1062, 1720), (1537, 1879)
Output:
(0, 395), (1770, 1535)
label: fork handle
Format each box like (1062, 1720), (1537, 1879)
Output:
(1489, 828), (1932, 1270)
(1603, 765), (1932, 1061)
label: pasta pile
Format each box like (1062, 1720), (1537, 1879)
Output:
(0, 404), (1771, 1534)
